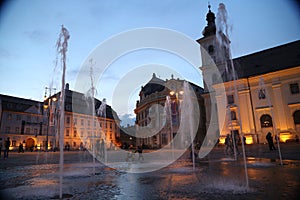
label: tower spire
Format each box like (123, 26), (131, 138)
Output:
(202, 4), (216, 37)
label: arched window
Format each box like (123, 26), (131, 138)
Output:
(260, 114), (273, 128)
(293, 110), (300, 124)
(231, 111), (237, 120)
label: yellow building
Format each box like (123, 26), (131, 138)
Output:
(0, 84), (120, 151)
(198, 6), (300, 144)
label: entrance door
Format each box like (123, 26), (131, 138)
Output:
(26, 138), (35, 150)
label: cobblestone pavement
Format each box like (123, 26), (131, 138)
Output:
(0, 143), (299, 199)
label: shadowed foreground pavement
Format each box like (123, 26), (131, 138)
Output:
(0, 143), (299, 199)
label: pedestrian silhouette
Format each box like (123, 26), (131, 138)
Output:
(266, 132), (276, 150)
(137, 145), (144, 161)
(4, 137), (11, 158)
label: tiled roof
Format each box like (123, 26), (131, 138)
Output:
(234, 40), (300, 78)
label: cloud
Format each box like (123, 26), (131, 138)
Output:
(119, 113), (135, 127)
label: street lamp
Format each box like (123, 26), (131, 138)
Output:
(44, 87), (57, 151)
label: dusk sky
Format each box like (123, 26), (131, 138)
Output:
(0, 0), (299, 123)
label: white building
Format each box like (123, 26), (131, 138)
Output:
(198, 6), (300, 144)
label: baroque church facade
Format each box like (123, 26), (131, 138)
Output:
(198, 6), (300, 144)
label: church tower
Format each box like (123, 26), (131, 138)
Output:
(197, 4), (231, 91)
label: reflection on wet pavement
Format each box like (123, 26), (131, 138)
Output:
(1, 154), (300, 199)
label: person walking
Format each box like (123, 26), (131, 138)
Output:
(295, 135), (299, 144)
(4, 137), (11, 159)
(266, 132), (276, 150)
(18, 143), (24, 153)
(137, 145), (144, 161)
(224, 134), (233, 155)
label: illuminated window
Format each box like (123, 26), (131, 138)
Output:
(260, 114), (273, 128)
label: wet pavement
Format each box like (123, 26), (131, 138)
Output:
(0, 143), (300, 199)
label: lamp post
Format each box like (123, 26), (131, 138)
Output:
(43, 87), (57, 152)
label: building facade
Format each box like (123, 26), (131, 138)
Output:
(134, 73), (206, 148)
(0, 84), (121, 151)
(198, 6), (300, 144)
(0, 94), (45, 151)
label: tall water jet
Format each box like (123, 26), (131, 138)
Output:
(164, 95), (174, 159)
(216, 3), (249, 189)
(179, 81), (199, 170)
(84, 59), (97, 175)
(258, 77), (283, 165)
(56, 25), (70, 199)
(97, 98), (107, 164)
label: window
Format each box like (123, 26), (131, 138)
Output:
(290, 83), (299, 94)
(260, 114), (273, 128)
(293, 110), (300, 124)
(16, 115), (21, 120)
(227, 95), (234, 104)
(16, 127), (20, 134)
(74, 130), (77, 137)
(231, 111), (237, 120)
(34, 129), (38, 137)
(25, 128), (30, 134)
(7, 114), (12, 120)
(208, 45), (214, 55)
(66, 116), (70, 124)
(74, 118), (77, 125)
(258, 89), (266, 99)
(66, 129), (70, 137)
(5, 127), (10, 133)
(81, 119), (84, 126)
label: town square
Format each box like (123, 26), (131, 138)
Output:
(0, 1), (300, 199)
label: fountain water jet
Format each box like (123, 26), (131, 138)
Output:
(84, 59), (97, 175)
(164, 96), (174, 160)
(216, 3), (249, 189)
(97, 98), (107, 164)
(56, 25), (70, 199)
(179, 81), (199, 170)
